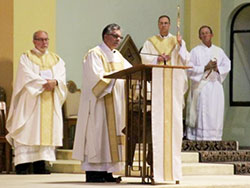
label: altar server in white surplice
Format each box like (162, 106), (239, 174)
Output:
(186, 25), (231, 141)
(140, 15), (189, 183)
(6, 31), (67, 174)
(72, 24), (131, 183)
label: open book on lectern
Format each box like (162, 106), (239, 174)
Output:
(117, 34), (142, 66)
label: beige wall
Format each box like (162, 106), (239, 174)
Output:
(184, 0), (221, 50)
(0, 0), (13, 106)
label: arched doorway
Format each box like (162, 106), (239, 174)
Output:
(230, 3), (250, 106)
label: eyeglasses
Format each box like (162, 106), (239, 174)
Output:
(34, 38), (49, 42)
(108, 34), (123, 40)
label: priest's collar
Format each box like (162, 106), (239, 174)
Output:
(32, 48), (48, 55)
(158, 33), (172, 38)
(100, 42), (117, 54)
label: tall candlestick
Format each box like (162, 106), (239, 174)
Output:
(177, 5), (180, 37)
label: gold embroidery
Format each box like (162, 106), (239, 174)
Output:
(92, 79), (111, 98)
(163, 68), (173, 180)
(26, 50), (59, 145)
(148, 35), (177, 65)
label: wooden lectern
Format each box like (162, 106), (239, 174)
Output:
(105, 64), (190, 184)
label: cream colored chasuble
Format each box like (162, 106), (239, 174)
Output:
(92, 48), (124, 162)
(148, 35), (177, 65)
(25, 50), (59, 145)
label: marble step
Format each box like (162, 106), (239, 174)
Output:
(182, 163), (234, 176)
(56, 149), (199, 163)
(48, 159), (234, 176)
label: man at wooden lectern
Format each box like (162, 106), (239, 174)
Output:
(72, 24), (131, 183)
(140, 15), (189, 183)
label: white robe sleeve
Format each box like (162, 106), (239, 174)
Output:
(52, 58), (67, 105)
(187, 49), (205, 83)
(6, 55), (46, 145)
(7, 54), (47, 124)
(17, 54), (47, 97)
(99, 58), (132, 98)
(83, 51), (113, 99)
(176, 40), (190, 65)
(140, 40), (158, 65)
(217, 50), (231, 83)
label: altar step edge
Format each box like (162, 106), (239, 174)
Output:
(48, 159), (234, 176)
(49, 149), (234, 176)
(56, 149), (200, 163)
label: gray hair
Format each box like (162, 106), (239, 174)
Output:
(33, 30), (48, 40)
(102, 23), (121, 40)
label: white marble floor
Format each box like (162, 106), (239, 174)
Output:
(1, 173), (250, 188)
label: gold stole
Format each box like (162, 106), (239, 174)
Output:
(148, 35), (177, 65)
(163, 68), (173, 180)
(25, 50), (59, 145)
(91, 48), (124, 162)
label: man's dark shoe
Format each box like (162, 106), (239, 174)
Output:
(86, 171), (105, 183)
(33, 160), (51, 174)
(15, 163), (32, 174)
(104, 172), (122, 183)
